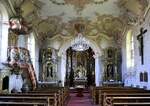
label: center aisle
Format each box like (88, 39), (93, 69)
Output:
(66, 89), (98, 106)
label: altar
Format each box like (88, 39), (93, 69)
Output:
(74, 65), (87, 87)
(74, 78), (87, 87)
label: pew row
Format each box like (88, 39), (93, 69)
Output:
(0, 87), (69, 106)
(0, 93), (57, 106)
(90, 86), (150, 105)
(103, 93), (150, 106)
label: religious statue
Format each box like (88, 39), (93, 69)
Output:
(46, 62), (53, 78)
(106, 64), (114, 80)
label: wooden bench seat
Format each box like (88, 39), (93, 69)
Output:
(0, 87), (69, 106)
(0, 93), (58, 106)
(91, 87), (150, 105)
(104, 93), (150, 106)
(0, 96), (49, 106)
(0, 101), (46, 105)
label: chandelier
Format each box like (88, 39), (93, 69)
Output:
(71, 33), (89, 51)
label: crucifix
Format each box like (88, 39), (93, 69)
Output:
(137, 27), (147, 65)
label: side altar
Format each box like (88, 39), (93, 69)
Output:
(102, 47), (123, 86)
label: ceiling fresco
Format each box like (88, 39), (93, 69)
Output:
(8, 0), (149, 44)
(48, 0), (110, 13)
(39, 0), (120, 22)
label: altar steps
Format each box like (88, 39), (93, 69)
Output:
(69, 87), (89, 93)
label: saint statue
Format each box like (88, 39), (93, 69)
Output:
(107, 64), (114, 80)
(46, 63), (53, 78)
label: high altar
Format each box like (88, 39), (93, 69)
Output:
(74, 65), (87, 87)
(65, 47), (95, 87)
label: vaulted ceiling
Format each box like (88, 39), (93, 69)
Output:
(8, 0), (149, 44)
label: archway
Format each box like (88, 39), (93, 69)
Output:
(58, 37), (102, 87)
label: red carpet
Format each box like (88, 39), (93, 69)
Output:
(67, 91), (97, 106)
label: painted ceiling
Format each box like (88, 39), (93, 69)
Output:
(9, 0), (149, 44)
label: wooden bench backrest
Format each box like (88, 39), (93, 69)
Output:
(92, 87), (150, 105)
(103, 93), (150, 106)
(0, 93), (58, 106)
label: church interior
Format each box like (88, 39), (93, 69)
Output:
(0, 0), (150, 106)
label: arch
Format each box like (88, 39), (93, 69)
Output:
(2, 76), (9, 90)
(58, 37), (102, 57)
(0, 2), (9, 62)
(58, 37), (102, 86)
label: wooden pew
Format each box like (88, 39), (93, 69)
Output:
(31, 87), (69, 106)
(91, 87), (150, 105)
(29, 90), (62, 106)
(0, 92), (58, 106)
(0, 87), (69, 106)
(99, 89), (150, 105)
(0, 96), (52, 106)
(103, 93), (150, 106)
(91, 87), (129, 104)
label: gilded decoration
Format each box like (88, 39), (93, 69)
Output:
(39, 48), (58, 82)
(103, 47), (122, 82)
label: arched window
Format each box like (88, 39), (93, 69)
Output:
(126, 30), (134, 69)
(0, 3), (9, 63)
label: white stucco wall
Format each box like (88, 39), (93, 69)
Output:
(123, 11), (150, 89)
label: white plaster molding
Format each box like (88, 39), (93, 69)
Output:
(58, 36), (102, 86)
(58, 37), (101, 56)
